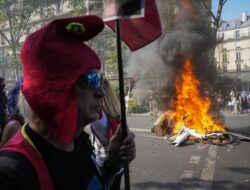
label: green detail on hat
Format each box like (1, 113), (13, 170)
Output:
(66, 22), (86, 35)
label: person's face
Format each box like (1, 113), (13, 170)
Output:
(75, 70), (104, 128)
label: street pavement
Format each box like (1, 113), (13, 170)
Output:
(121, 111), (250, 190)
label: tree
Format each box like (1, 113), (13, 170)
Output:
(67, 0), (87, 16)
(200, 0), (227, 88)
(0, 0), (55, 79)
(160, 0), (228, 87)
(158, 0), (227, 50)
(0, 0), (130, 79)
(201, 0), (227, 40)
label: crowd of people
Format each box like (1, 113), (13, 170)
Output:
(226, 90), (250, 114)
(213, 89), (250, 114)
(0, 15), (136, 190)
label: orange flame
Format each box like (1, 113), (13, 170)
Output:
(180, 0), (195, 19)
(181, 0), (192, 9)
(170, 58), (225, 135)
(168, 0), (194, 30)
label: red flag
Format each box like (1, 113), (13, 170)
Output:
(105, 0), (162, 51)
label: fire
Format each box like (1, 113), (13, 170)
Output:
(170, 58), (225, 135)
(180, 0), (195, 19)
(181, 0), (192, 10)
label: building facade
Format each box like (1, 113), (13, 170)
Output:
(215, 12), (250, 91)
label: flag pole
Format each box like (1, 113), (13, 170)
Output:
(115, 18), (131, 190)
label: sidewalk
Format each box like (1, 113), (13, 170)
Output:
(126, 112), (152, 116)
(222, 110), (250, 117)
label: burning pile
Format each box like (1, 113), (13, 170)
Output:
(151, 1), (234, 146)
(126, 1), (248, 145)
(171, 58), (224, 135)
(163, 58), (232, 146)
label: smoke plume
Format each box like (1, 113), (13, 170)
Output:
(125, 1), (217, 111)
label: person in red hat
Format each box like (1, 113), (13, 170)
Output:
(0, 15), (136, 190)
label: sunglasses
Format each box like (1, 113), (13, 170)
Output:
(84, 72), (103, 89)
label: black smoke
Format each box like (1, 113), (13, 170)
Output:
(125, 2), (218, 112)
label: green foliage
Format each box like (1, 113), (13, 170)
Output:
(68, 0), (130, 76)
(109, 80), (120, 97)
(131, 98), (149, 113)
(105, 44), (118, 72)
(0, 0), (56, 78)
(67, 0), (87, 16)
(0, 0), (53, 39)
(0, 0), (131, 79)
(0, 1), (7, 23)
(130, 89), (149, 113)
(87, 26), (130, 76)
(104, 33), (130, 75)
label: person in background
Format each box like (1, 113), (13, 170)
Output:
(0, 15), (135, 190)
(0, 77), (7, 139)
(233, 93), (241, 114)
(248, 92), (250, 113)
(240, 91), (249, 114)
(0, 77), (23, 146)
(226, 100), (234, 112)
(230, 89), (235, 101)
(90, 77), (122, 190)
(125, 93), (133, 116)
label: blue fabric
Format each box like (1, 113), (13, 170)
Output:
(7, 77), (23, 116)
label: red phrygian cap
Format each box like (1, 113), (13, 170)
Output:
(20, 15), (104, 143)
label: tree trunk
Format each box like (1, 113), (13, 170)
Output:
(10, 44), (20, 79)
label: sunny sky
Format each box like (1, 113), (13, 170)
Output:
(212, 0), (250, 20)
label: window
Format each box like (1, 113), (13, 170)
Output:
(55, 0), (63, 14)
(221, 33), (224, 39)
(223, 64), (227, 72)
(0, 50), (3, 61)
(0, 33), (5, 45)
(236, 30), (240, 38)
(222, 53), (227, 62)
(235, 21), (241, 27)
(222, 23), (227, 30)
(236, 42), (241, 48)
(174, 7), (179, 15)
(236, 52), (241, 60)
(236, 63), (241, 71)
